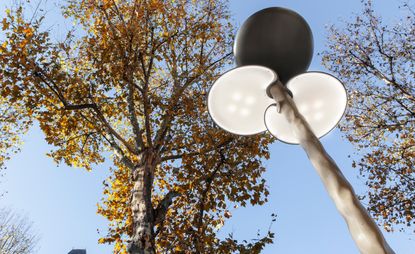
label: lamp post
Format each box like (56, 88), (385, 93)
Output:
(207, 7), (395, 254)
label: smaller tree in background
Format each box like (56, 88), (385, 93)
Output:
(0, 208), (39, 254)
(322, 0), (415, 232)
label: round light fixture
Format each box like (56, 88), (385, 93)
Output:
(264, 72), (347, 144)
(209, 7), (346, 143)
(207, 66), (276, 135)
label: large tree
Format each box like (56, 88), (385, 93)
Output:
(0, 0), (274, 253)
(322, 0), (415, 232)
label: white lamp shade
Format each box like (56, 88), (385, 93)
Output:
(264, 72), (347, 144)
(208, 66), (276, 135)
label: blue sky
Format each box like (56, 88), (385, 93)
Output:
(1, 0), (414, 253)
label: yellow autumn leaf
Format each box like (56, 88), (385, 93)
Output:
(1, 18), (9, 30)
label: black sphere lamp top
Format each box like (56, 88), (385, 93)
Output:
(234, 7), (314, 84)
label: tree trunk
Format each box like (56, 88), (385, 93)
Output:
(128, 150), (157, 254)
(269, 81), (395, 254)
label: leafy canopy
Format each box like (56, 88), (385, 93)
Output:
(0, 0), (275, 252)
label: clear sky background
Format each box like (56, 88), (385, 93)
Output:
(1, 0), (414, 253)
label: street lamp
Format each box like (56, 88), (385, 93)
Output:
(208, 7), (395, 254)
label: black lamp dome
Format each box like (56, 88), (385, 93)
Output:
(234, 7), (314, 84)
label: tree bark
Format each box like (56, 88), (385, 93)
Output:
(128, 150), (157, 254)
(269, 81), (395, 254)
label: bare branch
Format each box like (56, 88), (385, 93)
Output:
(91, 104), (138, 154)
(33, 66), (138, 154)
(63, 103), (96, 110)
(153, 52), (233, 149)
(127, 82), (145, 151)
(153, 191), (181, 226)
(160, 138), (233, 162)
(0, 208), (39, 254)
(195, 152), (225, 252)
